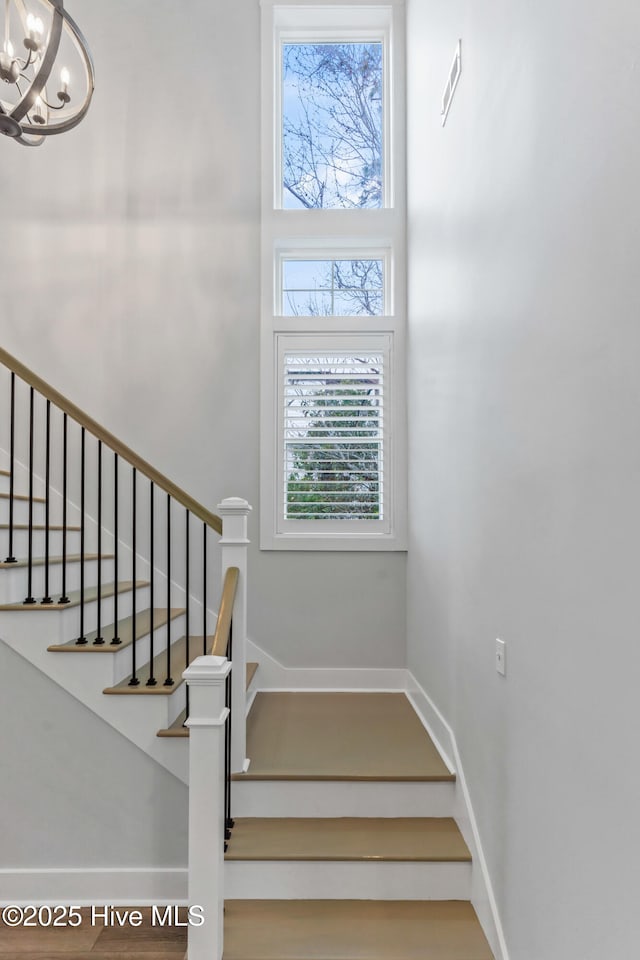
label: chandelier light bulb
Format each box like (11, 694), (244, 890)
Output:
(58, 64), (70, 101)
(33, 95), (45, 123)
(0, 35), (18, 82)
(24, 12), (43, 51)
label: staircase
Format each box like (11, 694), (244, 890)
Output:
(0, 350), (495, 959)
(218, 691), (493, 959)
(0, 348), (253, 784)
(0, 462), (234, 783)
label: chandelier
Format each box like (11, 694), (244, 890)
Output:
(0, 0), (94, 146)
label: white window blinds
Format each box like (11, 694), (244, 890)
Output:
(282, 352), (384, 521)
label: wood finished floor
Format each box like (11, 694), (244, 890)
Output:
(0, 907), (187, 959)
(238, 692), (454, 781)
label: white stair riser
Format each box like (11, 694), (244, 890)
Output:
(1, 528), (82, 557)
(0, 587), (151, 645)
(110, 616), (186, 687)
(48, 615), (187, 688)
(0, 558), (114, 604)
(224, 860), (471, 900)
(232, 780), (455, 818)
(0, 499), (48, 526)
(167, 680), (187, 727)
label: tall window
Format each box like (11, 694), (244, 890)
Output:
(261, 2), (406, 551)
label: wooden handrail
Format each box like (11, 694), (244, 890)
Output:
(211, 566), (239, 658)
(0, 347), (223, 535)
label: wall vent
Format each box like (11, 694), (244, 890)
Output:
(441, 40), (462, 126)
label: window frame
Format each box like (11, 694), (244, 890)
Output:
(260, 1), (407, 552)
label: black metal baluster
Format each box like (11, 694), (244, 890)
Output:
(23, 387), (36, 605)
(164, 494), (174, 686)
(129, 467), (139, 684)
(5, 372), (16, 564)
(110, 453), (121, 644)
(59, 413), (70, 603)
(94, 441), (104, 643)
(184, 509), (190, 722)
(225, 621), (234, 846)
(41, 400), (53, 604)
(76, 428), (87, 642)
(202, 522), (207, 654)
(147, 482), (157, 685)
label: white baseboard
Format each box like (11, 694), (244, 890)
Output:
(406, 671), (509, 960)
(247, 637), (407, 690)
(0, 868), (187, 905)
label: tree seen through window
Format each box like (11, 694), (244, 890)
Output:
(282, 42), (383, 210)
(284, 355), (384, 520)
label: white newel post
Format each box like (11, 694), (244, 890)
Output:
(184, 655), (231, 960)
(217, 496), (252, 774)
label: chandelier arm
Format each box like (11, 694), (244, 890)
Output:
(10, 0), (63, 123)
(40, 96), (64, 111)
(15, 52), (32, 70)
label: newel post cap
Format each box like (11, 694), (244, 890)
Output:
(217, 497), (253, 516)
(183, 655), (231, 687)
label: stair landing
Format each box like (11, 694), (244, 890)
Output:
(238, 692), (454, 781)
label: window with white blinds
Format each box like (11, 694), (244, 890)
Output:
(272, 332), (395, 542)
(283, 352), (384, 521)
(260, 1), (406, 550)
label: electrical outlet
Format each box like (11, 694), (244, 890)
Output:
(495, 638), (506, 676)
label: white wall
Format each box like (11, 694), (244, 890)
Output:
(0, 0), (406, 670)
(407, 1), (640, 957)
(0, 642), (187, 869)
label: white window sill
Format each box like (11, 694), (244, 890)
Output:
(260, 533), (407, 552)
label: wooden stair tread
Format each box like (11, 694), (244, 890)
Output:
(223, 901), (494, 960)
(0, 522), (81, 531)
(48, 607), (186, 652)
(157, 709), (189, 737)
(225, 817), (471, 863)
(103, 634), (214, 694)
(236, 692), (455, 782)
(0, 553), (113, 569)
(0, 491), (46, 504)
(157, 662), (259, 736)
(0, 580), (147, 611)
